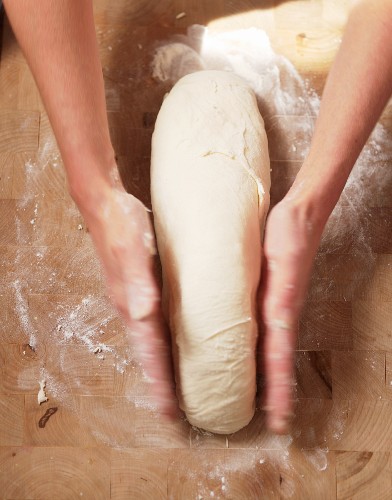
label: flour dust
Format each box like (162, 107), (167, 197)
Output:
(6, 136), (149, 447)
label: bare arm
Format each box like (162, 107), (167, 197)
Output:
(4, 0), (176, 417)
(262, 0), (392, 433)
(294, 0), (392, 217)
(4, 0), (114, 198)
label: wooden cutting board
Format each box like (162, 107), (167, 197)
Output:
(1, 1), (392, 498)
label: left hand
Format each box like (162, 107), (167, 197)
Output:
(79, 183), (178, 419)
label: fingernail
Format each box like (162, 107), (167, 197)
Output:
(272, 416), (289, 434)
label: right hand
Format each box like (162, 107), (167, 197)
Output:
(81, 183), (178, 418)
(259, 196), (325, 433)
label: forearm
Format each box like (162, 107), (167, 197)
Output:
(289, 0), (392, 225)
(4, 0), (116, 209)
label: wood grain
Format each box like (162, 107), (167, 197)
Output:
(343, 400), (392, 452)
(332, 351), (386, 401)
(0, 245), (104, 294)
(24, 394), (95, 447)
(299, 301), (353, 350)
(0, 343), (60, 395)
(167, 449), (277, 499)
(0, 294), (32, 343)
(0, 151), (13, 198)
(93, 0), (175, 26)
(0, 23), (42, 111)
(0, 447), (110, 499)
(295, 350), (332, 399)
(0, 395), (24, 446)
(353, 301), (392, 350)
(189, 426), (229, 449)
(275, 446), (336, 500)
(111, 448), (169, 500)
(336, 451), (392, 500)
(60, 346), (115, 396)
(0, 110), (39, 153)
(26, 293), (123, 346)
(174, 0), (226, 26)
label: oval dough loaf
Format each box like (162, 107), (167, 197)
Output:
(151, 70), (270, 434)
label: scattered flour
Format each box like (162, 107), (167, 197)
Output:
(6, 138), (145, 447)
(13, 278), (37, 349)
(132, 396), (159, 412)
(52, 295), (116, 352)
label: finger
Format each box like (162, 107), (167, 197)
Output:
(123, 195), (157, 259)
(123, 202), (160, 321)
(112, 274), (177, 417)
(127, 317), (178, 419)
(264, 317), (297, 434)
(262, 254), (301, 434)
(105, 193), (178, 417)
(107, 273), (159, 324)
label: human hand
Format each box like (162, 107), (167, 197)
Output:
(82, 184), (177, 418)
(259, 195), (325, 433)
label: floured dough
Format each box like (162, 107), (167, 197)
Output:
(38, 380), (48, 405)
(151, 70), (270, 433)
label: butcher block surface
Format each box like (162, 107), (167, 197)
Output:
(1, 1), (392, 498)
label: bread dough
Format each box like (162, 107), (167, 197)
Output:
(38, 380), (48, 405)
(151, 70), (270, 434)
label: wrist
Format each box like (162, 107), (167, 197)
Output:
(67, 157), (124, 220)
(282, 175), (332, 234)
(284, 157), (347, 229)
